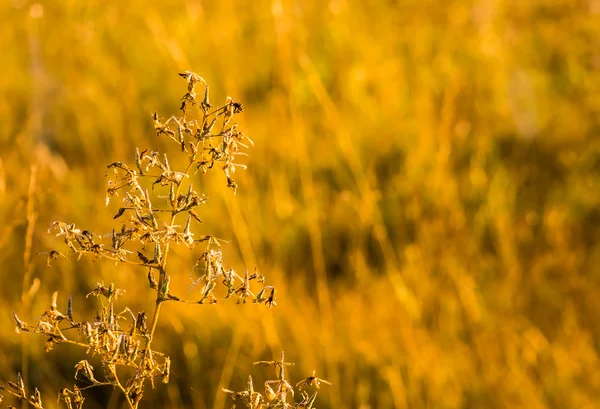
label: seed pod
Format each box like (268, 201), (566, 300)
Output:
(137, 252), (150, 264)
(154, 244), (162, 263)
(135, 147), (144, 175)
(254, 288), (266, 303)
(16, 373), (25, 395)
(136, 312), (147, 333)
(148, 270), (158, 289)
(113, 208), (126, 219)
(13, 312), (28, 333)
(67, 295), (73, 321)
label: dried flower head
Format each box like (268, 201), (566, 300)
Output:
(224, 352), (330, 409)
(4, 72), (278, 409)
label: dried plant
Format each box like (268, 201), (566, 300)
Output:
(223, 352), (331, 409)
(0, 372), (45, 409)
(2, 72), (289, 409)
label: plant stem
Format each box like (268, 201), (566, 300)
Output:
(145, 160), (195, 349)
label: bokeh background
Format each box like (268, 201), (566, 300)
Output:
(2, 0), (600, 408)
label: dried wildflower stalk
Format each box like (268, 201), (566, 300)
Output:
(223, 351), (331, 409)
(0, 372), (44, 409)
(5, 72), (277, 409)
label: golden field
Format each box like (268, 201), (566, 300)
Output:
(1, 0), (600, 408)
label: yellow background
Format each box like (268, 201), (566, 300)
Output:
(1, 0), (600, 408)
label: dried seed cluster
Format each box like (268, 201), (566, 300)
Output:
(11, 286), (167, 409)
(38, 72), (275, 309)
(3, 73), (292, 409)
(223, 352), (332, 409)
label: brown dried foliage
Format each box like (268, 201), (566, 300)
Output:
(2, 73), (327, 409)
(223, 352), (331, 409)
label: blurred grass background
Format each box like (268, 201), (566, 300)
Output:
(2, 0), (600, 408)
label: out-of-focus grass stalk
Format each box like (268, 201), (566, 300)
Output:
(20, 165), (38, 409)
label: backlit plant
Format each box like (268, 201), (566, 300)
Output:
(1, 72), (328, 409)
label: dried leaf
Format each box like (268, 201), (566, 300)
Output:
(113, 208), (126, 219)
